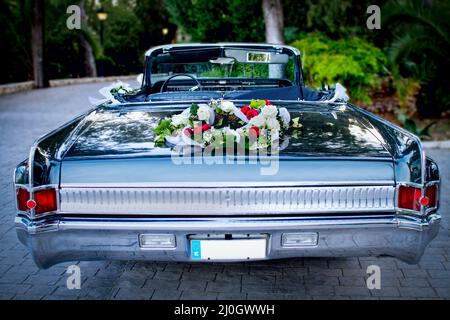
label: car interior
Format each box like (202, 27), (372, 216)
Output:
(117, 46), (326, 103)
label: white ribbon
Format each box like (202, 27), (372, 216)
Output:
(88, 80), (133, 106)
(324, 83), (349, 102)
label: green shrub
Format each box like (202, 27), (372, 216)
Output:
(291, 33), (387, 103)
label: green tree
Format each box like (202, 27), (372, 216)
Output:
(165, 0), (265, 42)
(292, 33), (387, 103)
(99, 2), (144, 75)
(283, 0), (388, 41)
(0, 0), (32, 84)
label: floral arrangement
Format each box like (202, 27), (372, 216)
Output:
(153, 99), (299, 150)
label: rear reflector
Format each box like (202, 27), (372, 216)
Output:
(282, 233), (318, 247)
(26, 199), (36, 209)
(398, 186), (421, 211)
(425, 185), (437, 208)
(34, 188), (57, 215)
(139, 234), (176, 248)
(16, 188), (30, 211)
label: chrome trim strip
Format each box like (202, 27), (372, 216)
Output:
(59, 185), (396, 215)
(60, 180), (396, 188)
(15, 213), (439, 233)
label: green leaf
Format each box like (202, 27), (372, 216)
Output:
(249, 99), (266, 109)
(155, 134), (166, 144)
(190, 103), (199, 116)
(404, 118), (417, 134)
(153, 118), (172, 135)
(419, 122), (436, 138)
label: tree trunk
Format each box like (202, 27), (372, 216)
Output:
(31, 0), (47, 88)
(79, 0), (97, 77)
(262, 0), (284, 44)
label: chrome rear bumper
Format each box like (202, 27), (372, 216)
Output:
(15, 213), (440, 269)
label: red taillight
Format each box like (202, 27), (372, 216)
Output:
(16, 187), (57, 215)
(34, 188), (57, 215)
(16, 188), (30, 211)
(398, 186), (421, 211)
(425, 185), (437, 208)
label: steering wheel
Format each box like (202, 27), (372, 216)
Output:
(160, 73), (202, 93)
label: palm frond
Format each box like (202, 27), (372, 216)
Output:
(383, 0), (450, 46)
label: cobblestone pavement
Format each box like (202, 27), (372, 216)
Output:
(0, 83), (449, 300)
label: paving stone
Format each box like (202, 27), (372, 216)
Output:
(23, 274), (62, 286)
(241, 283), (275, 293)
(399, 278), (430, 287)
(428, 278), (450, 288)
(242, 274), (276, 285)
(114, 287), (154, 300)
(153, 270), (182, 281)
(151, 289), (182, 300)
(206, 281), (241, 293)
(338, 276), (366, 286)
(115, 271), (148, 288)
(50, 286), (86, 298)
(0, 283), (31, 294)
(303, 275), (339, 286)
(399, 287), (438, 298)
(25, 285), (57, 296)
(217, 293), (247, 300)
(305, 285), (335, 296)
(334, 286), (372, 297)
(370, 287), (400, 297)
(435, 287), (450, 299)
(180, 291), (218, 300)
(144, 279), (180, 290)
(178, 280), (207, 292)
(247, 292), (304, 300)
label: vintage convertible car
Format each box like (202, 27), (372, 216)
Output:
(14, 43), (440, 268)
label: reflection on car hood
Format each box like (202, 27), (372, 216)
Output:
(63, 103), (391, 159)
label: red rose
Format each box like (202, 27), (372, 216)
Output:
(249, 126), (260, 137)
(193, 126), (203, 135)
(184, 128), (194, 136)
(246, 109), (259, 119)
(201, 123), (211, 131)
(265, 99), (273, 105)
(241, 106), (249, 115)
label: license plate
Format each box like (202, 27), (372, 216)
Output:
(190, 238), (267, 260)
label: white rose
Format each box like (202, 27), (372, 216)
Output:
(203, 131), (213, 143)
(261, 105), (278, 118)
(222, 127), (240, 143)
(266, 117), (281, 130)
(211, 127), (222, 138)
(250, 114), (266, 127)
(171, 113), (190, 127)
(279, 107), (291, 128)
(197, 105), (210, 121)
(220, 101), (235, 113)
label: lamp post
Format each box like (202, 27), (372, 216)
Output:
(96, 7), (108, 76)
